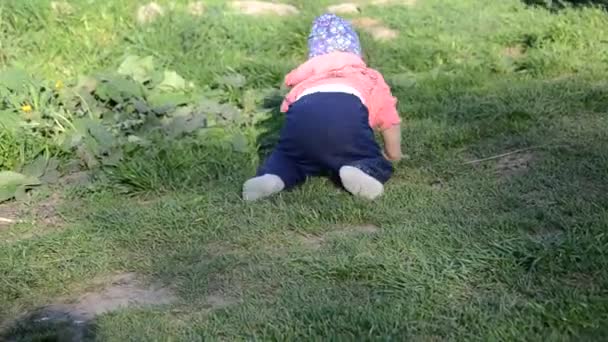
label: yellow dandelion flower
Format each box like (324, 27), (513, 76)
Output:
(21, 104), (32, 113)
(55, 80), (64, 90)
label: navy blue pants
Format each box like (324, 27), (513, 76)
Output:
(257, 92), (393, 189)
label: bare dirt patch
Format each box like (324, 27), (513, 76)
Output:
(528, 226), (564, 245)
(0, 192), (64, 237)
(298, 224), (380, 249)
(63, 273), (177, 318)
(352, 17), (399, 41)
(371, 0), (417, 6)
(502, 45), (525, 59)
(495, 152), (535, 177)
(32, 192), (63, 227)
(327, 3), (361, 14)
(1, 171), (90, 237)
(522, 189), (557, 208)
(353, 0), (420, 6)
(230, 1), (299, 16)
(564, 272), (598, 290)
(352, 17), (381, 27)
(59, 170), (91, 187)
(204, 241), (238, 256)
(332, 224), (380, 236)
(32, 273), (176, 321)
(1, 273), (177, 341)
(298, 234), (325, 250)
(136, 2), (165, 24)
(0, 201), (20, 228)
(50, 1), (74, 16)
(202, 289), (240, 311)
(187, 1), (205, 16)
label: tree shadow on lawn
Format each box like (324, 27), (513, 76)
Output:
(1, 309), (97, 342)
(255, 91), (285, 162)
(250, 73), (608, 334)
(4, 74), (607, 340)
(523, 0), (608, 9)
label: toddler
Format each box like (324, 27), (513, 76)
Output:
(243, 14), (402, 201)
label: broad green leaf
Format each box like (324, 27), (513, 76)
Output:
(127, 135), (150, 146)
(81, 134), (102, 159)
(231, 133), (248, 153)
(117, 55), (155, 83)
(62, 130), (84, 150)
(75, 75), (98, 93)
(0, 171), (40, 203)
(14, 185), (29, 202)
(0, 110), (21, 129)
(75, 91), (99, 116)
(198, 99), (241, 122)
(72, 117), (91, 134)
(156, 71), (187, 91)
(61, 170), (91, 187)
(171, 106), (196, 118)
(101, 149), (123, 166)
(40, 169), (60, 184)
(77, 145), (99, 169)
(111, 76), (144, 98)
(94, 83), (112, 102)
(87, 121), (114, 152)
(22, 154), (48, 178)
(56, 87), (80, 112)
(148, 91), (190, 110)
(216, 74), (246, 89)
(133, 100), (151, 113)
(96, 76), (143, 102)
(0, 68), (31, 91)
(147, 70), (166, 89)
(164, 112), (206, 138)
(46, 158), (60, 172)
(40, 157), (61, 184)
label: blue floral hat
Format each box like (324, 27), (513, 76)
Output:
(308, 13), (362, 59)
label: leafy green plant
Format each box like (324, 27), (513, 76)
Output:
(0, 54), (273, 199)
(0, 171), (40, 202)
(0, 152), (61, 203)
(0, 55), (269, 169)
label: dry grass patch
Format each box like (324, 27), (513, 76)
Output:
(230, 1), (299, 16)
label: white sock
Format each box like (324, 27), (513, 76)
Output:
(242, 174), (285, 201)
(339, 166), (384, 200)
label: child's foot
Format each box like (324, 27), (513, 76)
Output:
(242, 174), (285, 201)
(339, 166), (384, 200)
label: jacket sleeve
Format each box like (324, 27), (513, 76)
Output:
(280, 61), (313, 112)
(284, 62), (315, 87)
(280, 98), (290, 113)
(370, 72), (401, 130)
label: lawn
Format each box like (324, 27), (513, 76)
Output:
(1, 0), (608, 340)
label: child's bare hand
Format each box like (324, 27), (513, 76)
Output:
(381, 124), (402, 162)
(383, 150), (402, 162)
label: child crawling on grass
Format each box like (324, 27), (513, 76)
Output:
(243, 13), (402, 201)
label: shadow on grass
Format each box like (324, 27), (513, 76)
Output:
(145, 76), (607, 336)
(255, 92), (285, 163)
(1, 307), (97, 342)
(4, 74), (607, 340)
(523, 0), (608, 9)
(251, 73), (608, 335)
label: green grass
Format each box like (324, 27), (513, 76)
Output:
(2, 0), (608, 340)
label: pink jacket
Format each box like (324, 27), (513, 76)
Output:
(280, 52), (401, 131)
